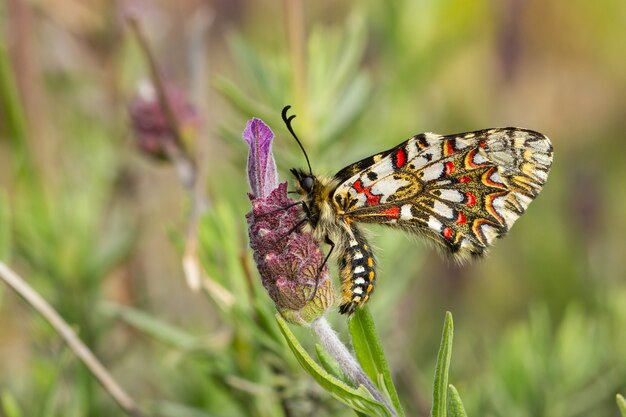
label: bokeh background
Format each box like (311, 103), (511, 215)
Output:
(1, 0), (626, 416)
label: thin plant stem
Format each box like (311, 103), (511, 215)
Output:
(0, 262), (147, 417)
(310, 317), (397, 416)
(127, 17), (195, 187)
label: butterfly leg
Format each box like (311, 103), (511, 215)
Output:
(307, 236), (335, 302)
(338, 226), (376, 315)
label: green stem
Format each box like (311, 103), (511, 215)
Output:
(311, 317), (396, 416)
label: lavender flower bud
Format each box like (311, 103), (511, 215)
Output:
(130, 81), (201, 161)
(244, 119), (334, 325)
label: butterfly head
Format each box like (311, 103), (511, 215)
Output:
(291, 168), (317, 196)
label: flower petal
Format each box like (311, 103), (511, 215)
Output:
(243, 118), (278, 198)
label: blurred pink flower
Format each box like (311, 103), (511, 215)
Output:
(129, 81), (201, 161)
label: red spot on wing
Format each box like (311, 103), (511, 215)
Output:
(381, 206), (400, 218)
(459, 176), (472, 183)
(445, 161), (455, 175)
(465, 192), (477, 206)
(442, 227), (453, 239)
(479, 141), (487, 148)
(394, 148), (407, 168)
(353, 179), (382, 206)
(444, 140), (455, 156)
(366, 193), (381, 205)
(456, 211), (467, 225)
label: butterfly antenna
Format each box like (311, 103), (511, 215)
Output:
(282, 105), (313, 175)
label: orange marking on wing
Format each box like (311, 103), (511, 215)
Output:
(459, 175), (472, 183)
(485, 191), (507, 224)
(471, 218), (492, 246)
(381, 206), (400, 218)
(445, 161), (455, 175)
(482, 167), (506, 189)
(444, 140), (455, 156)
(465, 148), (489, 169)
(465, 192), (477, 206)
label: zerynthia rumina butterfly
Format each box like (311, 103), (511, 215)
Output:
(283, 106), (553, 315)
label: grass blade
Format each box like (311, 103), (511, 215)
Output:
(617, 394), (626, 417)
(432, 312), (454, 417)
(349, 306), (404, 416)
(447, 384), (468, 417)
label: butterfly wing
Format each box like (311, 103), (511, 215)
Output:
(331, 128), (553, 260)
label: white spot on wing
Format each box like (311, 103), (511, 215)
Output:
(534, 169), (548, 181)
(353, 251), (363, 260)
(400, 204), (413, 220)
(371, 177), (409, 203)
(532, 153), (551, 166)
(353, 287), (363, 295)
(527, 137), (551, 152)
(354, 277), (366, 285)
(371, 159), (395, 178)
(490, 170), (505, 185)
(354, 266), (365, 274)
(406, 138), (420, 160)
(438, 189), (464, 202)
(480, 223), (499, 242)
(424, 132), (442, 146)
(428, 216), (443, 232)
(473, 151), (489, 165)
(433, 200), (454, 219)
(421, 163), (444, 181)
(454, 139), (471, 149)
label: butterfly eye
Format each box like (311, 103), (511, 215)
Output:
(301, 176), (315, 193)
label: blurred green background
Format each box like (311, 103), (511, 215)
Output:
(1, 0), (625, 416)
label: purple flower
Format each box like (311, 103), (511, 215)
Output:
(244, 118), (334, 325)
(130, 81), (201, 161)
(243, 118), (278, 198)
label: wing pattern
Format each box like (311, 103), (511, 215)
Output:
(331, 128), (553, 260)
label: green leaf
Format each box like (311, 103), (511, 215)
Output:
(1, 391), (23, 417)
(0, 191), (10, 262)
(617, 394), (626, 417)
(447, 384), (468, 417)
(275, 314), (390, 416)
(349, 306), (404, 416)
(432, 312), (454, 417)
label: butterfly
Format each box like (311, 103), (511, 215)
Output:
(282, 106), (553, 315)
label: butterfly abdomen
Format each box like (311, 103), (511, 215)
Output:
(338, 226), (376, 315)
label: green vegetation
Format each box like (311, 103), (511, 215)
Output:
(1, 1), (626, 416)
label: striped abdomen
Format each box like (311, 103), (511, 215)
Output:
(338, 226), (376, 315)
